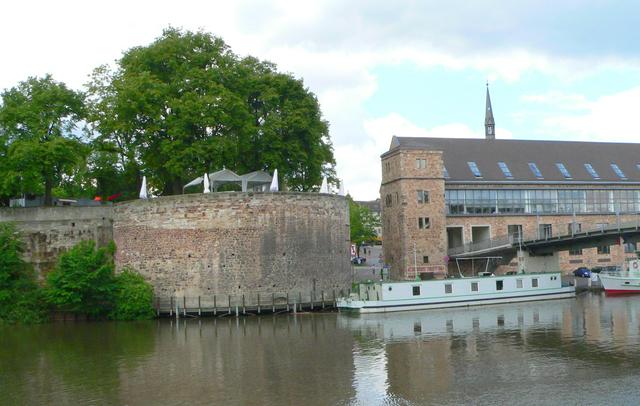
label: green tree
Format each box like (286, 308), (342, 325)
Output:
(0, 223), (47, 323)
(110, 270), (155, 320)
(348, 196), (380, 249)
(0, 75), (87, 205)
(86, 27), (335, 196)
(44, 241), (116, 318)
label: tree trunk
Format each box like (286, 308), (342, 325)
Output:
(44, 176), (53, 206)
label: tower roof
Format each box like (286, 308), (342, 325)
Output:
(485, 83), (495, 126)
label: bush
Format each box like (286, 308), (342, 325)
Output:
(0, 223), (47, 323)
(110, 270), (155, 320)
(45, 240), (116, 318)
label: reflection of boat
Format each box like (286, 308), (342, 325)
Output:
(337, 273), (575, 313)
(339, 300), (568, 339)
(600, 259), (640, 294)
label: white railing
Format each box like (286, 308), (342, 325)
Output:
(447, 216), (640, 256)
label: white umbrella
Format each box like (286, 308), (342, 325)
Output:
(338, 180), (345, 196)
(139, 176), (148, 199)
(203, 173), (210, 193)
(269, 169), (279, 192)
(319, 176), (329, 193)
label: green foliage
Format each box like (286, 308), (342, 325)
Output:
(45, 240), (116, 318)
(348, 196), (380, 247)
(44, 240), (154, 320)
(0, 75), (87, 205)
(110, 270), (155, 320)
(86, 27), (335, 196)
(0, 223), (47, 323)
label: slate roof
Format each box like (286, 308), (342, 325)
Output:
(384, 136), (640, 183)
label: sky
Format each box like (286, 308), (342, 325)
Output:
(3, 0), (640, 200)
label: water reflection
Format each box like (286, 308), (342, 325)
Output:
(2, 294), (640, 405)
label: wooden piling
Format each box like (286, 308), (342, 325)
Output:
(242, 294), (246, 315)
(272, 292), (275, 313)
(170, 297), (174, 317)
(321, 291), (325, 309)
(310, 290), (314, 310)
(257, 293), (261, 314)
(286, 292), (290, 312)
(183, 297), (187, 317)
(198, 296), (201, 316)
(213, 295), (217, 316)
(228, 295), (232, 315)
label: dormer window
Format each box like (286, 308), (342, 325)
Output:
(467, 162), (482, 178)
(584, 163), (600, 180)
(611, 163), (627, 180)
(528, 163), (544, 179)
(497, 162), (513, 179)
(556, 163), (572, 179)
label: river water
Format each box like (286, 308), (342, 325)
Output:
(3, 293), (640, 405)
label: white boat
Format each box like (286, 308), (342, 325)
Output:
(599, 259), (640, 294)
(337, 272), (575, 314)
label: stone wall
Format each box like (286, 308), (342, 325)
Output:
(0, 206), (114, 278)
(381, 148), (447, 279)
(113, 192), (351, 298)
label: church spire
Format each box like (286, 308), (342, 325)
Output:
(485, 82), (495, 140)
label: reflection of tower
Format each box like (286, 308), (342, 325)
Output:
(351, 344), (389, 404)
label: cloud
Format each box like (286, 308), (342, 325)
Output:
(537, 87), (640, 142)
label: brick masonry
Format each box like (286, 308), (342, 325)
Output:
(113, 192), (351, 298)
(0, 206), (113, 279)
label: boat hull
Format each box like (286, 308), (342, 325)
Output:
(338, 287), (575, 314)
(600, 274), (640, 294)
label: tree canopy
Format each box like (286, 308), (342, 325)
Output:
(0, 28), (336, 205)
(86, 27), (336, 197)
(348, 196), (380, 247)
(0, 75), (87, 205)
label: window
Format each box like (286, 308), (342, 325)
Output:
(471, 282), (478, 292)
(532, 278), (539, 288)
(418, 217), (430, 229)
(508, 225), (523, 240)
(385, 194), (392, 207)
(569, 248), (583, 256)
(395, 192), (399, 204)
(584, 163), (600, 179)
(637, 163), (640, 173)
(496, 280), (504, 291)
(414, 322), (422, 333)
(445, 284), (452, 294)
(416, 158), (427, 169)
(556, 163), (572, 179)
(568, 222), (582, 234)
(412, 286), (421, 296)
(516, 279), (523, 289)
(422, 256), (429, 264)
(625, 242), (638, 253)
(443, 166), (450, 178)
(417, 190), (429, 204)
(611, 163), (627, 180)
(598, 245), (611, 255)
(539, 224), (552, 239)
(467, 161), (482, 178)
(498, 162), (513, 179)
(528, 163), (544, 179)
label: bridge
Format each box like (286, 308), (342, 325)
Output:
(448, 219), (640, 259)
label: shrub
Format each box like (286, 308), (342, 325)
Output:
(45, 240), (116, 318)
(0, 223), (47, 323)
(110, 270), (155, 320)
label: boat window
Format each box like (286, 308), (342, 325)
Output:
(496, 280), (503, 291)
(388, 286), (392, 291)
(471, 282), (478, 292)
(412, 286), (420, 296)
(445, 284), (452, 294)
(516, 279), (523, 288)
(532, 278), (539, 288)
(414, 322), (422, 333)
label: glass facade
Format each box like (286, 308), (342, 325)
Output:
(445, 189), (640, 215)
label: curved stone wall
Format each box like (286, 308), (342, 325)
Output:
(113, 192), (351, 298)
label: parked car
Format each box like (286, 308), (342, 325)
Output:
(573, 267), (591, 278)
(590, 267), (603, 274)
(351, 256), (366, 265)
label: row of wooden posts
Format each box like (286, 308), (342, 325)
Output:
(156, 289), (351, 318)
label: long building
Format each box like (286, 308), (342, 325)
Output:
(380, 86), (640, 279)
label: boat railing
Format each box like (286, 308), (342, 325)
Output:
(406, 265), (447, 280)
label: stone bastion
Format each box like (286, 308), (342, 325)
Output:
(113, 192), (352, 299)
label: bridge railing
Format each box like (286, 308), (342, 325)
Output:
(447, 215), (640, 256)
